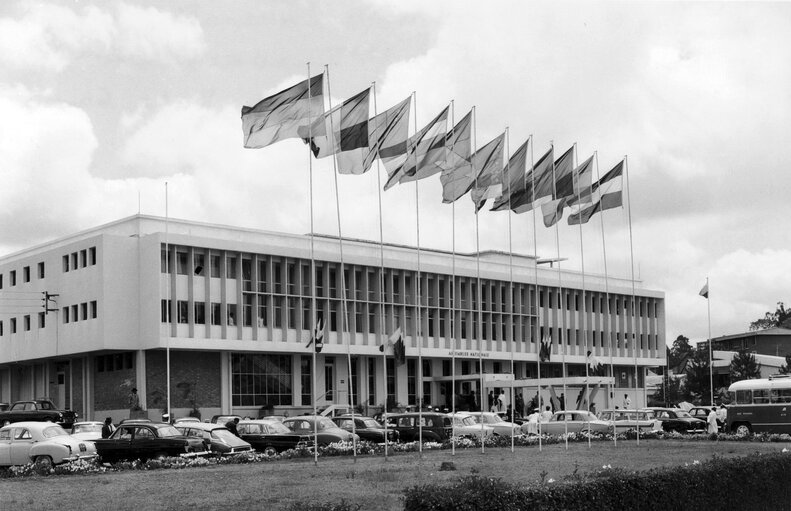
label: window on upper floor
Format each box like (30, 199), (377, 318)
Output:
(80, 249), (87, 268)
(24, 315), (30, 331)
(63, 307), (69, 323)
(10, 270), (16, 286)
(210, 254), (220, 278)
(63, 255), (69, 272)
(177, 252), (188, 275)
(38, 312), (45, 329)
(89, 247), (96, 265)
(23, 266), (30, 283)
(80, 302), (88, 321)
(11, 318), (17, 334)
(90, 301), (97, 319)
(37, 262), (44, 279)
(226, 256), (237, 279)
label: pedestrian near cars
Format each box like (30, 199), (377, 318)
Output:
(707, 407), (719, 434)
(101, 417), (114, 439)
(488, 391), (495, 411)
(717, 404), (727, 426)
(540, 405), (553, 422)
(128, 388), (141, 412)
(516, 392), (525, 417)
(623, 394), (631, 409)
(559, 393), (565, 411)
(225, 417), (241, 437)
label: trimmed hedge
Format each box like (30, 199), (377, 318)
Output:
(403, 452), (791, 510)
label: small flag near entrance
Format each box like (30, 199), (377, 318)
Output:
(306, 317), (325, 353)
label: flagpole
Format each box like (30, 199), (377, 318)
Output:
(549, 143), (570, 451)
(472, 116), (486, 456)
(594, 151), (616, 448)
(707, 278), (713, 406)
(450, 101), (459, 456)
(411, 91), (425, 454)
(573, 144), (593, 449)
(165, 181), (171, 423)
(371, 82), (390, 460)
(324, 64), (357, 458)
(504, 126), (516, 452)
(307, 63), (319, 465)
(529, 136), (543, 452)
(623, 155), (641, 446)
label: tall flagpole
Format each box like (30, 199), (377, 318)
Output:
(529, 136), (543, 452)
(706, 277), (713, 405)
(410, 91), (425, 453)
(473, 117), (485, 455)
(165, 182), (171, 422)
(450, 100), (458, 455)
(550, 143), (570, 450)
(503, 127), (516, 452)
(307, 63), (319, 465)
(595, 152), (616, 447)
(371, 82), (390, 460)
(624, 155), (641, 445)
(324, 64), (357, 458)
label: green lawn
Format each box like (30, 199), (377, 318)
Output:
(1, 439), (788, 510)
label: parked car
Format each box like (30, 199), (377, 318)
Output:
(331, 415), (398, 442)
(210, 415), (242, 425)
(0, 399), (78, 429)
(70, 421), (105, 440)
(647, 407), (707, 433)
(448, 413), (495, 439)
(384, 413), (453, 442)
(466, 412), (522, 436)
(93, 421), (206, 462)
(598, 409), (662, 433)
(0, 421), (97, 468)
(540, 411), (612, 435)
(688, 407), (723, 427)
(0, 403), (9, 412)
(237, 419), (314, 455)
(495, 411), (525, 425)
(282, 416), (359, 446)
(260, 415), (287, 423)
(175, 422), (252, 455)
(173, 417), (201, 425)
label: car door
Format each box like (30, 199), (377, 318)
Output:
(10, 427), (35, 465)
(105, 425), (135, 460)
(133, 426), (158, 457)
(0, 429), (12, 465)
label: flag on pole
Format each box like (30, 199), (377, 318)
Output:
(541, 198), (566, 227)
(384, 106), (450, 189)
(305, 316), (325, 353)
(469, 133), (505, 211)
(300, 88), (371, 174)
(511, 147), (554, 214)
(552, 146), (575, 200)
(567, 155), (595, 206)
(379, 326), (403, 354)
(586, 350), (605, 376)
(699, 282), (709, 299)
(391, 328), (406, 365)
(241, 74), (324, 149)
(539, 335), (552, 362)
(364, 96), (412, 176)
(439, 111), (474, 203)
(490, 140), (529, 212)
(567, 160), (624, 225)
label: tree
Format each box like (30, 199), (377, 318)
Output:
(650, 369), (685, 407)
(730, 349), (762, 382)
(779, 355), (791, 375)
(750, 302), (791, 331)
(684, 348), (712, 405)
(668, 335), (694, 373)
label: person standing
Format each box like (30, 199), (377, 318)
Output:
(559, 393), (565, 411)
(101, 417), (114, 439)
(488, 391), (495, 411)
(515, 392), (525, 417)
(623, 393), (631, 409)
(717, 404), (728, 428)
(540, 405), (553, 422)
(128, 387), (141, 418)
(225, 417), (241, 437)
(707, 407), (719, 434)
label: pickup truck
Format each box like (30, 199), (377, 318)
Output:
(0, 399), (78, 429)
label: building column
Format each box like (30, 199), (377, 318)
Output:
(220, 351), (231, 414)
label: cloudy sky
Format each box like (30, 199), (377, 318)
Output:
(1, 0), (789, 346)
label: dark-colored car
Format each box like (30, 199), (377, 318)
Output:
(384, 413), (453, 442)
(0, 399), (78, 429)
(331, 415), (398, 442)
(648, 407), (707, 433)
(237, 419), (314, 455)
(688, 407), (723, 427)
(94, 421), (206, 462)
(175, 422), (252, 455)
(282, 416), (359, 446)
(0, 403), (9, 412)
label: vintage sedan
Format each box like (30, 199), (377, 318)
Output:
(540, 411), (612, 435)
(598, 409), (662, 433)
(647, 407), (707, 433)
(176, 422), (252, 455)
(384, 413), (453, 443)
(70, 421), (105, 440)
(237, 419), (314, 455)
(282, 416), (359, 447)
(448, 413), (495, 439)
(0, 421), (97, 468)
(93, 421), (206, 462)
(331, 415), (398, 442)
(465, 412), (522, 437)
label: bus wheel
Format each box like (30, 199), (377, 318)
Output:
(734, 423), (752, 436)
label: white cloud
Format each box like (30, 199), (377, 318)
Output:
(0, 1), (204, 73)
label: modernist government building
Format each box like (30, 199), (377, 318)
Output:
(0, 215), (665, 421)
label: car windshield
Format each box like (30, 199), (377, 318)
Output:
(484, 414), (503, 424)
(267, 422), (291, 434)
(675, 411), (692, 418)
(211, 429), (238, 441)
(157, 425), (183, 437)
(362, 419), (382, 429)
(72, 424), (102, 434)
(317, 418), (336, 430)
(43, 425), (69, 438)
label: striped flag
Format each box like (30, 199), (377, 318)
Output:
(567, 160), (624, 225)
(511, 147), (553, 214)
(438, 111), (474, 203)
(490, 139), (529, 212)
(241, 74), (324, 149)
(469, 133), (505, 211)
(384, 106), (449, 190)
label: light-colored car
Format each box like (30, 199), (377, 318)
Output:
(70, 421), (105, 440)
(0, 421), (98, 468)
(175, 422), (252, 455)
(282, 416), (359, 446)
(598, 409), (662, 433)
(173, 417), (202, 425)
(540, 411), (612, 435)
(464, 412), (522, 437)
(448, 413), (494, 439)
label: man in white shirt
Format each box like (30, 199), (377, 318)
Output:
(623, 394), (631, 409)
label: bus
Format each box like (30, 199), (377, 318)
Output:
(727, 375), (791, 435)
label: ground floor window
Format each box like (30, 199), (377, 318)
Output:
(231, 353), (292, 406)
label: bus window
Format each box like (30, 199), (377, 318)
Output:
(771, 390), (782, 403)
(753, 389), (770, 404)
(781, 389), (791, 403)
(736, 390), (752, 404)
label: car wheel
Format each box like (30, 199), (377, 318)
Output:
(734, 423), (752, 436)
(34, 456), (53, 470)
(263, 446), (278, 457)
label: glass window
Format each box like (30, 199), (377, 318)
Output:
(227, 304), (237, 326)
(24, 315), (30, 331)
(232, 353), (293, 406)
(62, 308), (69, 324)
(211, 303), (221, 326)
(226, 256), (237, 279)
(90, 301), (97, 319)
(194, 253), (205, 276)
(23, 266), (30, 283)
(63, 255), (69, 272)
(177, 252), (188, 275)
(753, 389), (770, 404)
(195, 302), (205, 324)
(301, 356), (312, 406)
(89, 247), (96, 265)
(37, 262), (44, 279)
(210, 255), (220, 278)
(10, 270), (16, 286)
(80, 249), (87, 268)
(161, 299), (171, 323)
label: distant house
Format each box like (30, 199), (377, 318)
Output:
(697, 328), (791, 388)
